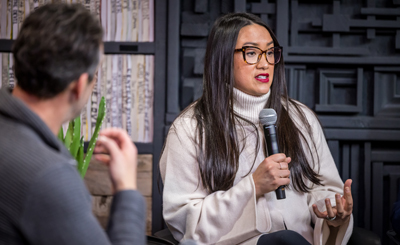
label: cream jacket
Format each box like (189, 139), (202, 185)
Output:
(160, 89), (353, 245)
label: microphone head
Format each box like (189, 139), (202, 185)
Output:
(259, 108), (277, 126)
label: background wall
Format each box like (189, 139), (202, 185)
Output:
(163, 0), (400, 243)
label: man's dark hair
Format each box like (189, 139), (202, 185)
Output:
(12, 3), (103, 98)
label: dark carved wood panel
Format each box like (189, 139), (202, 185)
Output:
(371, 148), (400, 244)
(164, 0), (400, 242)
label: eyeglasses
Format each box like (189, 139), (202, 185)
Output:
(234, 46), (282, 65)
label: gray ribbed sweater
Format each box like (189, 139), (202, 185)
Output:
(0, 88), (146, 245)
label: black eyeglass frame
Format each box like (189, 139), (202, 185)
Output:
(234, 46), (283, 65)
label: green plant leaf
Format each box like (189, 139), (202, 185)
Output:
(77, 137), (84, 176)
(70, 116), (81, 158)
(57, 126), (64, 143)
(64, 121), (74, 150)
(81, 97), (106, 178)
(57, 97), (106, 178)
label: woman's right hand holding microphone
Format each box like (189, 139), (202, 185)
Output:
(252, 153), (291, 199)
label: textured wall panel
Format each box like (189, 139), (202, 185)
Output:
(286, 0), (400, 64)
(371, 152), (400, 245)
(165, 0), (400, 242)
(285, 65), (306, 102)
(316, 68), (363, 113)
(374, 67), (400, 118)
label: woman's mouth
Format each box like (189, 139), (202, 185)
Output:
(255, 74), (269, 83)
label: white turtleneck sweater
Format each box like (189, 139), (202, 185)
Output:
(160, 88), (353, 245)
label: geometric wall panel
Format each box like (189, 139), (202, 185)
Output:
(285, 65), (307, 102)
(361, 141), (400, 245)
(179, 47), (205, 110)
(286, 0), (400, 65)
(316, 68), (363, 113)
(181, 78), (203, 108)
(371, 159), (400, 245)
(249, 0), (276, 32)
(374, 67), (400, 118)
(338, 142), (362, 227)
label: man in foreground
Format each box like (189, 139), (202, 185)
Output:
(0, 3), (145, 244)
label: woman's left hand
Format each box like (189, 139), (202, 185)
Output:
(312, 179), (353, 227)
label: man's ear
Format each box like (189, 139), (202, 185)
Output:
(69, 73), (89, 101)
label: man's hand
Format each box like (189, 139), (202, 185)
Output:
(93, 128), (138, 193)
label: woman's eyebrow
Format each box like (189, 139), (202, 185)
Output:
(242, 40), (274, 47)
(243, 42), (259, 46)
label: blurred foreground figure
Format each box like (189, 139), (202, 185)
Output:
(0, 4), (145, 245)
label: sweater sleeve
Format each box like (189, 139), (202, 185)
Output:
(160, 116), (262, 244)
(20, 163), (146, 245)
(298, 108), (353, 245)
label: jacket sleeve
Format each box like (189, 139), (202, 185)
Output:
(160, 116), (263, 244)
(20, 163), (146, 245)
(298, 107), (353, 245)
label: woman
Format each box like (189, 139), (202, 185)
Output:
(160, 13), (353, 245)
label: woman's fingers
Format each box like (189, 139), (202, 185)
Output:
(277, 178), (290, 187)
(312, 184), (353, 227)
(275, 156), (291, 171)
(253, 154), (292, 197)
(343, 179), (353, 212)
(312, 200), (337, 220)
(325, 198), (336, 219)
(277, 169), (290, 178)
(335, 194), (345, 217)
(270, 153), (288, 163)
(312, 205), (326, 219)
(277, 162), (288, 170)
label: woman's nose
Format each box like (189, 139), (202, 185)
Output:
(256, 53), (269, 69)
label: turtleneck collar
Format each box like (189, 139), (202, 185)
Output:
(233, 87), (271, 125)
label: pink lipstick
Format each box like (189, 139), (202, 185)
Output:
(255, 73), (269, 83)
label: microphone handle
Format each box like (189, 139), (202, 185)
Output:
(263, 125), (286, 200)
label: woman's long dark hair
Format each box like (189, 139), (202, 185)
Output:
(177, 13), (323, 193)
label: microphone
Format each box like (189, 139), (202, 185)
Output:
(259, 108), (286, 200)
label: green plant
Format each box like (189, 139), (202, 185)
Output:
(58, 96), (106, 178)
